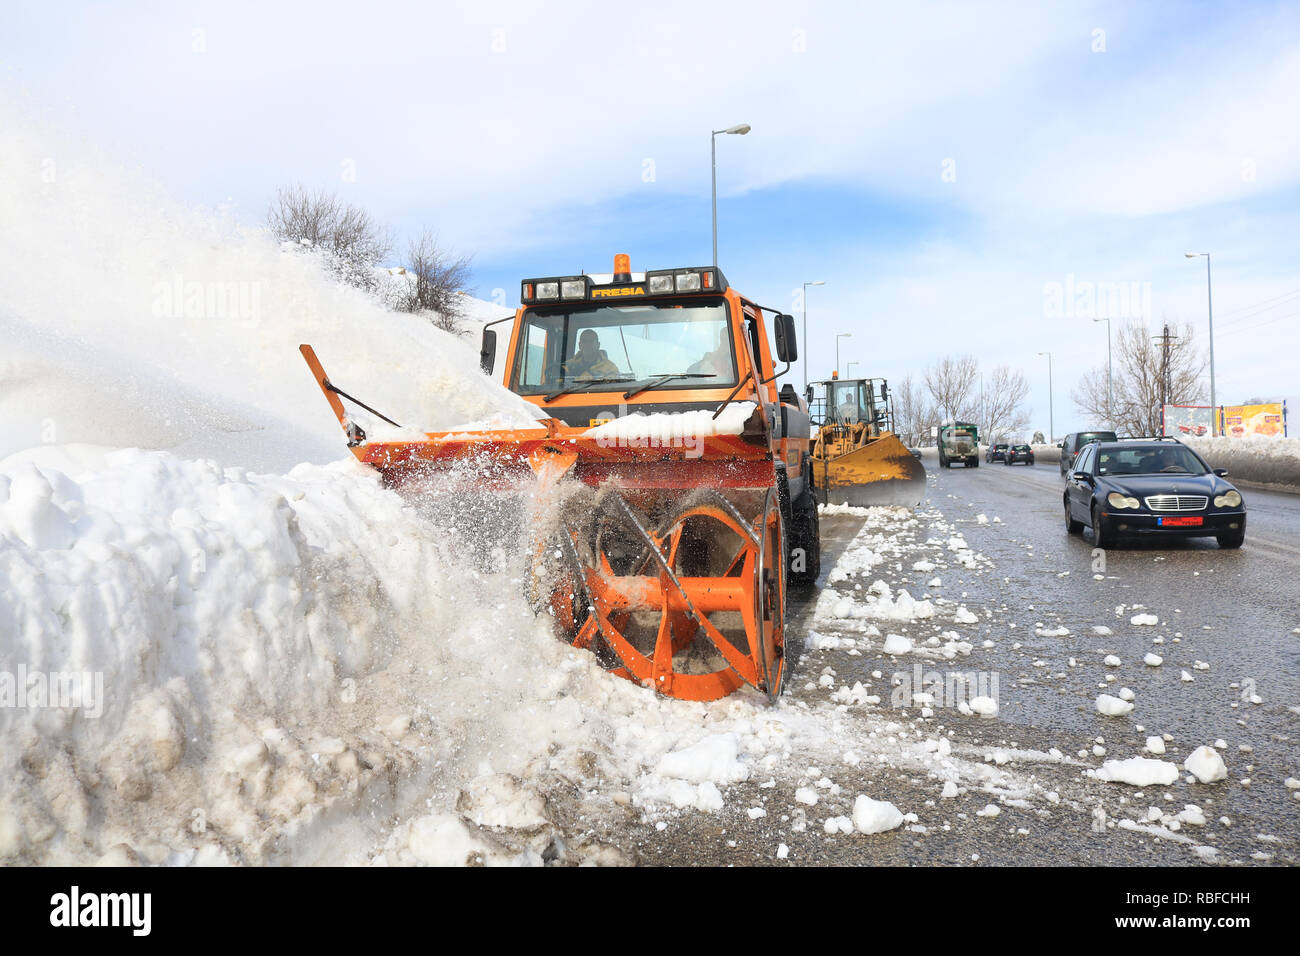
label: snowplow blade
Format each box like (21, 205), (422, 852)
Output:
(815, 433), (927, 508)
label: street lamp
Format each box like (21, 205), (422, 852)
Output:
(1038, 351), (1054, 442)
(836, 333), (852, 376)
(801, 280), (824, 389)
(1093, 316), (1112, 427)
(711, 123), (751, 267)
(1185, 252), (1216, 432)
(845, 361), (859, 378)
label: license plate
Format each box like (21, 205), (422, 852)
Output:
(1158, 516), (1202, 527)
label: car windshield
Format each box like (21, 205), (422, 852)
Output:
(510, 301), (737, 395)
(1013, 445), (1030, 451)
(1079, 431), (1117, 446)
(1095, 446), (1208, 476)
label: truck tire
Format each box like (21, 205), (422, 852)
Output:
(970, 457), (979, 468)
(787, 490), (821, 588)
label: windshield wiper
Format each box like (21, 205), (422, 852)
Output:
(622, 373), (717, 400)
(543, 378), (634, 402)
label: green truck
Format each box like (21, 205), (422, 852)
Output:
(939, 421), (980, 468)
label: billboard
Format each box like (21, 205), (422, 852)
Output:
(1162, 404), (1215, 438)
(1220, 402), (1287, 438)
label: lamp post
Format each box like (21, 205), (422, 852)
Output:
(711, 123), (751, 267)
(1038, 351), (1054, 442)
(1093, 316), (1112, 427)
(1185, 252), (1216, 432)
(836, 333), (852, 376)
(801, 280), (824, 388)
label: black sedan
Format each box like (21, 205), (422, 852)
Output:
(1005, 444), (1035, 465)
(1064, 440), (1246, 548)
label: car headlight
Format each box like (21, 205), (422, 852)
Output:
(1107, 492), (1140, 509)
(1214, 490), (1242, 508)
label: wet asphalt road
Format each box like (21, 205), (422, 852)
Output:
(615, 460), (1299, 867)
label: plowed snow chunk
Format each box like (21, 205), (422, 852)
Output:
(1093, 626), (1114, 635)
(1144, 653), (1163, 667)
(1104, 655), (1122, 667)
(1036, 626), (1069, 637)
(954, 607), (978, 624)
(1131, 614), (1159, 626)
(969, 696), (998, 717)
(1093, 757), (1180, 786)
(852, 796), (904, 834)
(882, 634), (913, 655)
(1145, 736), (1166, 755)
(1097, 694), (1134, 716)
(655, 733), (747, 785)
(1184, 746), (1228, 784)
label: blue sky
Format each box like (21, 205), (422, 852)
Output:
(4, 0), (1299, 435)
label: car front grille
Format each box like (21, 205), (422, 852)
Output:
(1144, 495), (1208, 512)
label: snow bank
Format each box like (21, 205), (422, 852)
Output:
(0, 96), (539, 473)
(1183, 435), (1300, 491)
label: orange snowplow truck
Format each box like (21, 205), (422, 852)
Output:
(301, 254), (820, 702)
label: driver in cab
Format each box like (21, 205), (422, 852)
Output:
(565, 329), (619, 380)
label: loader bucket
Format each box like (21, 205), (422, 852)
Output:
(814, 432), (927, 509)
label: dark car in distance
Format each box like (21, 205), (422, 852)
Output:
(986, 442), (1010, 463)
(1058, 430), (1119, 476)
(1064, 439), (1246, 548)
(1005, 444), (1035, 465)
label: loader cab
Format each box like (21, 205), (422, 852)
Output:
(811, 377), (892, 434)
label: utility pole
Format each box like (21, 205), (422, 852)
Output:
(1154, 324), (1179, 434)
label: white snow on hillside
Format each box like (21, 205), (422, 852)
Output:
(0, 95), (539, 474)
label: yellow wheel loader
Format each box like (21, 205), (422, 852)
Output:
(807, 376), (927, 508)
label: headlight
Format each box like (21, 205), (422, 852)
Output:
(675, 272), (702, 292)
(1107, 492), (1139, 509)
(560, 280), (586, 299)
(648, 275), (674, 294)
(1214, 491), (1242, 508)
(535, 281), (560, 300)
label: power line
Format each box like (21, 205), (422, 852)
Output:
(1214, 288), (1300, 328)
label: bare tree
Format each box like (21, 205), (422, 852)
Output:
(267, 185), (391, 291)
(1071, 319), (1207, 436)
(891, 374), (941, 446)
(395, 230), (473, 333)
(924, 356), (979, 421)
(967, 365), (1032, 441)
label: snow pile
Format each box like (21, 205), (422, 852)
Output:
(1182, 434), (1300, 490)
(0, 96), (539, 473)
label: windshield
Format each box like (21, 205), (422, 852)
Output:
(510, 300), (737, 396)
(1096, 446), (1208, 476)
(829, 381), (868, 423)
